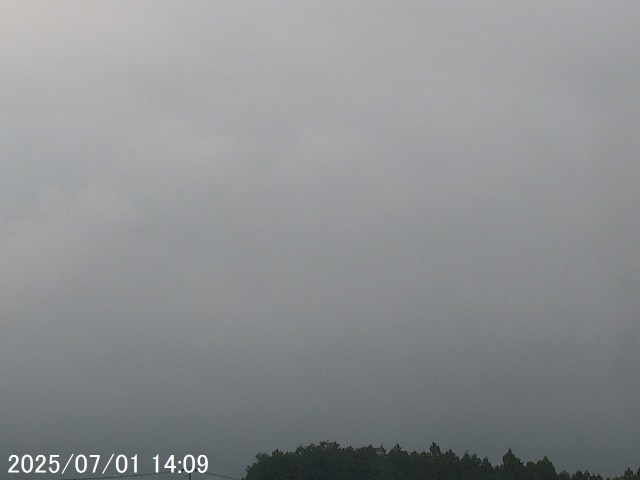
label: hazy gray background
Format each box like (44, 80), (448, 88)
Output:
(1, 1), (639, 478)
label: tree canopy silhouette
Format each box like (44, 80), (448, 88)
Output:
(244, 442), (640, 480)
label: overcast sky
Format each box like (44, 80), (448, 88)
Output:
(1, 1), (640, 478)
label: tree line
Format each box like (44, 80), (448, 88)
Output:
(244, 441), (640, 480)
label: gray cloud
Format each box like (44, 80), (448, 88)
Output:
(1, 2), (639, 478)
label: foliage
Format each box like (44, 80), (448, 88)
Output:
(244, 442), (640, 480)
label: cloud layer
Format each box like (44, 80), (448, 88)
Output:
(1, 2), (639, 477)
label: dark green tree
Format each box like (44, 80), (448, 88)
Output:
(498, 449), (526, 480)
(243, 442), (638, 480)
